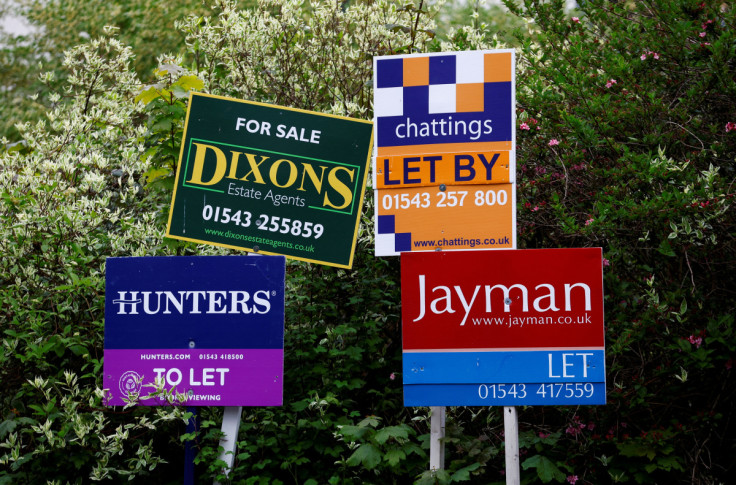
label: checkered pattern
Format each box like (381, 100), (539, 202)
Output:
(375, 215), (411, 254)
(374, 52), (512, 120)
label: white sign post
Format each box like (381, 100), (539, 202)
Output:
(429, 406), (446, 471)
(504, 407), (520, 485)
(214, 406), (243, 485)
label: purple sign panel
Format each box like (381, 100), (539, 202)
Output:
(104, 255), (285, 406)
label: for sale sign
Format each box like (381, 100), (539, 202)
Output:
(401, 248), (605, 406)
(373, 50), (516, 256)
(166, 92), (374, 269)
(104, 255), (285, 407)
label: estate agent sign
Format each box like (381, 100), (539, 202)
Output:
(104, 255), (285, 406)
(373, 50), (516, 256)
(401, 248), (605, 406)
(166, 93), (374, 269)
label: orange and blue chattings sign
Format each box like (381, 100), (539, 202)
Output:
(373, 50), (516, 256)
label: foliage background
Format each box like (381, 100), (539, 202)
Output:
(1, 0), (735, 484)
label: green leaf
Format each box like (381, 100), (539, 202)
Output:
(656, 455), (683, 471)
(450, 462), (482, 481)
(383, 448), (406, 467)
(143, 167), (171, 184)
(338, 425), (371, 441)
(357, 415), (381, 428)
(0, 418), (18, 438)
(135, 86), (162, 105)
(172, 74), (204, 92)
(346, 443), (381, 469)
(374, 425), (409, 444)
(521, 455), (566, 483)
(657, 239), (676, 257)
(617, 442), (656, 460)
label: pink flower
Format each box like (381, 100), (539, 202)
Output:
(567, 476), (579, 485)
(699, 31), (707, 38)
(520, 122), (530, 130)
(390, 372), (396, 380)
(726, 122), (736, 132)
(538, 432), (550, 438)
(688, 335), (703, 348)
(602, 258), (610, 267)
(605, 79), (617, 89)
(585, 217), (594, 226)
(641, 53), (647, 60)
(548, 138), (560, 147)
(653, 52), (660, 60)
(572, 17), (580, 23)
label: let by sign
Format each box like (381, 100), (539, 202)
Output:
(401, 248), (605, 406)
(166, 92), (374, 269)
(104, 255), (285, 407)
(373, 50), (516, 256)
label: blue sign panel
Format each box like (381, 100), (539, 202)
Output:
(403, 350), (606, 406)
(404, 383), (606, 406)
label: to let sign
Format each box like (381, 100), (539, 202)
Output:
(166, 92), (374, 269)
(401, 248), (605, 406)
(373, 50), (516, 256)
(104, 255), (285, 407)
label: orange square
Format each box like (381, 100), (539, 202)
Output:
(484, 52), (512, 83)
(403, 57), (429, 86)
(456, 83), (484, 112)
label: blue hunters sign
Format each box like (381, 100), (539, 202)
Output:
(104, 255), (285, 406)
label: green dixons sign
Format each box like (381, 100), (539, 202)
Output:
(166, 93), (374, 268)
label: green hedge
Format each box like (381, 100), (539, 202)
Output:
(1, 0), (735, 483)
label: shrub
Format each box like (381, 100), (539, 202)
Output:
(1, 0), (735, 483)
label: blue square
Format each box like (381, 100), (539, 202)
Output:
(430, 56), (456, 85)
(403, 85), (429, 115)
(484, 82), (512, 141)
(377, 215), (395, 234)
(376, 58), (404, 88)
(395, 233), (412, 252)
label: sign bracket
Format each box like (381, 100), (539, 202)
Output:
(214, 406), (243, 485)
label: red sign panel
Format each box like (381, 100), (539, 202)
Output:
(401, 248), (604, 351)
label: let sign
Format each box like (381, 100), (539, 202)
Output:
(166, 93), (374, 269)
(373, 50), (516, 256)
(104, 255), (285, 407)
(401, 248), (605, 406)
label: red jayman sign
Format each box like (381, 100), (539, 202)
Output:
(401, 248), (605, 406)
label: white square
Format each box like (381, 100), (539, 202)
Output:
(375, 233), (399, 256)
(428, 84), (456, 114)
(373, 87), (404, 117)
(456, 51), (485, 84)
